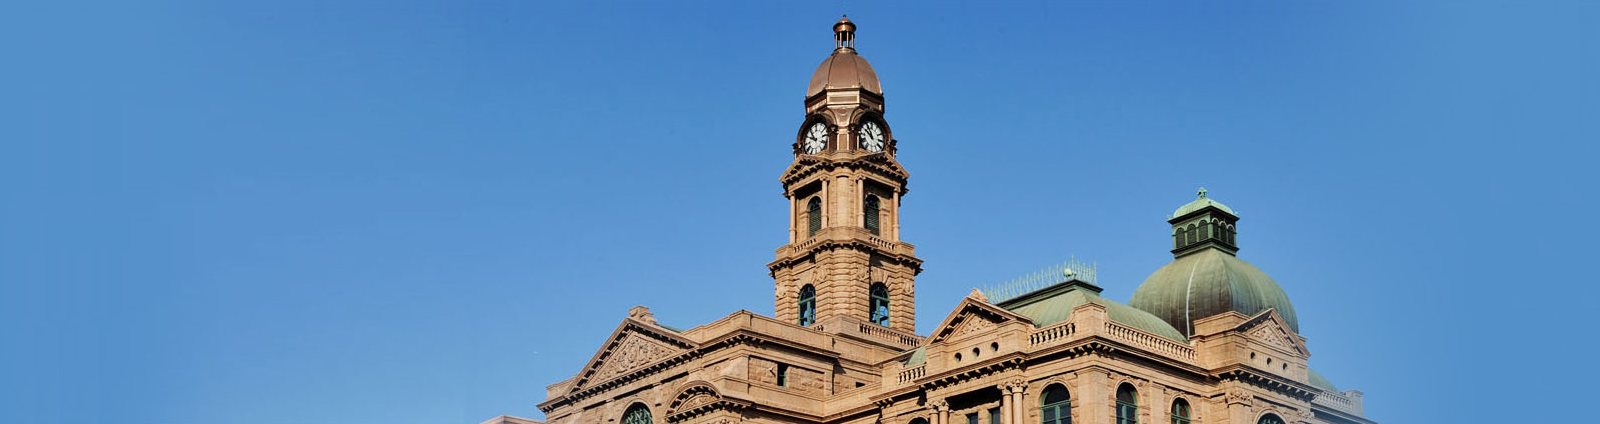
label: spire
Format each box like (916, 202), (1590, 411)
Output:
(834, 16), (856, 51)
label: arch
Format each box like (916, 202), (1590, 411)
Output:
(864, 195), (881, 235)
(798, 284), (817, 326)
(1186, 224), (1197, 245)
(1169, 398), (1190, 424)
(1173, 229), (1183, 249)
(621, 403), (653, 424)
(664, 381), (723, 417)
(1040, 383), (1071, 424)
(1115, 383), (1138, 424)
(807, 197), (823, 236)
(1256, 413), (1285, 424)
(869, 282), (890, 326)
(908, 418), (930, 424)
(1199, 221), (1210, 241)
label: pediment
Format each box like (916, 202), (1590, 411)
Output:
(567, 318), (695, 394)
(928, 296), (1031, 344)
(1238, 309), (1308, 356)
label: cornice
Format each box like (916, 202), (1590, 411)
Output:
(781, 153), (910, 189)
(1214, 366), (1318, 402)
(767, 237), (923, 273)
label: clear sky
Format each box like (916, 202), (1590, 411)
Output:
(3, 1), (1595, 423)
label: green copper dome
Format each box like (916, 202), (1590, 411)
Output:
(1129, 248), (1298, 338)
(1172, 188), (1236, 219)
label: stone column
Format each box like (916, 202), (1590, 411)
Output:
(856, 177), (865, 227)
(998, 384), (1013, 424)
(788, 194), (797, 243)
(821, 179), (830, 227)
(1011, 382), (1027, 424)
(891, 188), (900, 240)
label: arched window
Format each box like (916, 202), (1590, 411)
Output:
(1199, 221), (1210, 241)
(864, 195), (881, 235)
(909, 418), (930, 424)
(1173, 230), (1182, 249)
(1115, 383), (1138, 424)
(1169, 399), (1190, 424)
(1041, 384), (1071, 424)
(621, 404), (652, 424)
(1186, 224), (1197, 245)
(807, 197), (823, 236)
(869, 283), (890, 326)
(1257, 414), (1284, 424)
(798, 284), (817, 326)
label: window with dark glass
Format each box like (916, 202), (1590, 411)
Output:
(988, 407), (1001, 424)
(966, 413), (978, 424)
(869, 283), (890, 326)
(1170, 399), (1190, 424)
(864, 195), (881, 235)
(798, 284), (817, 326)
(1116, 384), (1138, 424)
(1041, 384), (1071, 424)
(1257, 414), (1284, 424)
(807, 197), (822, 236)
(622, 404), (652, 424)
(776, 363), (789, 387)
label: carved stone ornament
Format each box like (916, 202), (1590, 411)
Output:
(1224, 389), (1254, 406)
(592, 334), (677, 382)
(951, 314), (999, 338)
(1247, 324), (1296, 353)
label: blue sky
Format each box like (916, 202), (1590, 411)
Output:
(2, 1), (1594, 423)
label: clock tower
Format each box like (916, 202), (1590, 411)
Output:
(768, 17), (922, 334)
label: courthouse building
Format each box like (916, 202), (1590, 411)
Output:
(517, 18), (1375, 424)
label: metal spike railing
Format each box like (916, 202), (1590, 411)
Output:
(979, 256), (1098, 304)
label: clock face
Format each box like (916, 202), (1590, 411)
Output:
(859, 121), (886, 153)
(803, 123), (828, 154)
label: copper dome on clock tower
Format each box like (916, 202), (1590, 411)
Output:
(807, 16), (882, 97)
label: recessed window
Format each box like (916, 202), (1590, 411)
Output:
(989, 407), (1002, 424)
(864, 195), (881, 235)
(991, 342), (1000, 352)
(776, 363), (789, 387)
(1042, 384), (1071, 424)
(622, 404), (652, 424)
(798, 285), (817, 326)
(1257, 414), (1285, 424)
(1170, 399), (1190, 424)
(967, 413), (979, 424)
(954, 353), (962, 362)
(972, 347), (980, 357)
(1116, 383), (1139, 424)
(807, 197), (823, 236)
(869, 283), (891, 326)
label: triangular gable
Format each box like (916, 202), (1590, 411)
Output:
(928, 296), (1032, 344)
(566, 317), (696, 394)
(1237, 308), (1308, 356)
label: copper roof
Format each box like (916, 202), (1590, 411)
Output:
(808, 50), (881, 96)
